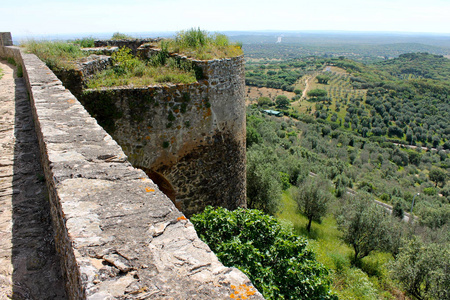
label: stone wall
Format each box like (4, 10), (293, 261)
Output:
(94, 39), (160, 55)
(80, 50), (246, 217)
(53, 54), (111, 98)
(0, 34), (263, 300)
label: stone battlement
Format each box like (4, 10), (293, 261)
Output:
(0, 33), (263, 299)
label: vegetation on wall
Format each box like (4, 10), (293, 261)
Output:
(23, 40), (87, 70)
(86, 47), (197, 88)
(156, 28), (243, 60)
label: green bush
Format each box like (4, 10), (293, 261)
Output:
(191, 206), (337, 300)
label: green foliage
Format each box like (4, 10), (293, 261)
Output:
(422, 187), (437, 196)
(428, 167), (447, 187)
(7, 57), (16, 65)
(275, 95), (290, 109)
(257, 96), (272, 107)
(294, 177), (332, 232)
(73, 37), (95, 48)
(86, 46), (197, 88)
(246, 144), (282, 214)
(317, 74), (331, 84)
(307, 88), (328, 98)
(390, 237), (450, 300)
(161, 28), (243, 60)
(111, 32), (133, 40)
(336, 194), (392, 262)
(191, 206), (337, 300)
(23, 40), (86, 70)
(16, 64), (23, 78)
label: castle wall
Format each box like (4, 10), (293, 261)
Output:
(0, 34), (262, 300)
(80, 51), (246, 216)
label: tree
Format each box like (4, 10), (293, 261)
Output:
(246, 145), (281, 215)
(390, 238), (449, 300)
(307, 89), (328, 98)
(336, 194), (391, 262)
(257, 96), (272, 107)
(191, 206), (337, 300)
(275, 95), (290, 109)
(316, 74), (331, 84)
(294, 177), (331, 232)
(429, 167), (447, 187)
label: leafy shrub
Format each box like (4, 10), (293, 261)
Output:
(423, 186), (437, 196)
(191, 206), (337, 300)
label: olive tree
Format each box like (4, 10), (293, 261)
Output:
(336, 194), (392, 262)
(390, 238), (449, 300)
(294, 176), (331, 232)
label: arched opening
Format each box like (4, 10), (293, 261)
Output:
(139, 167), (180, 210)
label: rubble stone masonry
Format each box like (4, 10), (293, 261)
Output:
(0, 33), (262, 299)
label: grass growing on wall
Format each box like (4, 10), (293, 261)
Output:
(86, 47), (197, 88)
(0, 66), (3, 79)
(157, 28), (243, 60)
(22, 40), (87, 70)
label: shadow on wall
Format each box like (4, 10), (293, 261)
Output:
(139, 167), (179, 210)
(8, 62), (67, 298)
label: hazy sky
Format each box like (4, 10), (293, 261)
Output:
(2, 0), (450, 37)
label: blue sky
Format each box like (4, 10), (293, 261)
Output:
(2, 0), (450, 38)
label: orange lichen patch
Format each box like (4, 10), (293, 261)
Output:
(230, 284), (256, 299)
(145, 187), (155, 192)
(145, 136), (151, 140)
(68, 99), (76, 104)
(170, 136), (176, 144)
(203, 108), (212, 118)
(177, 216), (187, 221)
(174, 109), (180, 113)
(130, 286), (149, 294)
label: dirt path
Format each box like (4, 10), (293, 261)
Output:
(301, 74), (317, 99)
(0, 60), (67, 299)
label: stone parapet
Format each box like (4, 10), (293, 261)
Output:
(0, 35), (263, 299)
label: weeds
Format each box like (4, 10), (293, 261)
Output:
(73, 37), (95, 48)
(157, 28), (243, 60)
(86, 47), (197, 88)
(22, 40), (87, 70)
(17, 64), (23, 77)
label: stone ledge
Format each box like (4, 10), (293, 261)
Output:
(0, 36), (263, 299)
